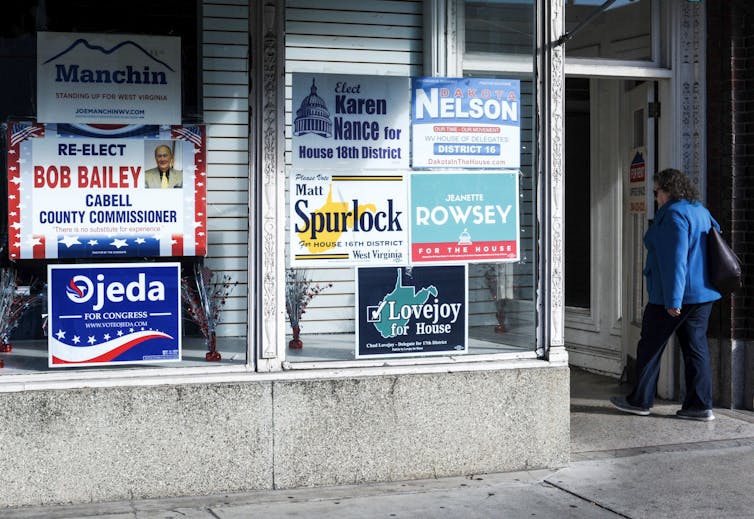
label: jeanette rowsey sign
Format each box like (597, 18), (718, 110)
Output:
(410, 171), (520, 263)
(47, 263), (181, 367)
(37, 32), (181, 125)
(6, 121), (206, 259)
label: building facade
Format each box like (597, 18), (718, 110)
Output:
(0, 0), (749, 508)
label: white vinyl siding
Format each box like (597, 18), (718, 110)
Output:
(203, 0), (249, 338)
(285, 0), (423, 334)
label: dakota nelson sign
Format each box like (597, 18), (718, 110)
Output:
(37, 32), (181, 125)
(291, 73), (410, 170)
(7, 121), (206, 259)
(290, 171), (409, 266)
(47, 262), (181, 367)
(356, 265), (467, 358)
(411, 77), (521, 169)
(410, 171), (520, 263)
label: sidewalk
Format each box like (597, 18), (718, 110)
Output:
(6, 368), (754, 518)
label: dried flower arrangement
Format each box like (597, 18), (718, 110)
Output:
(181, 263), (237, 361)
(0, 268), (41, 356)
(285, 268), (331, 348)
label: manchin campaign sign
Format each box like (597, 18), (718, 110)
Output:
(6, 121), (206, 260)
(37, 32), (181, 125)
(411, 77), (520, 169)
(291, 73), (410, 170)
(47, 263), (181, 367)
(410, 171), (520, 263)
(356, 265), (467, 359)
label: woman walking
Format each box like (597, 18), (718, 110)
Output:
(611, 168), (721, 421)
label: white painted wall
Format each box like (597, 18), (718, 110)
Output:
(203, 0), (249, 337)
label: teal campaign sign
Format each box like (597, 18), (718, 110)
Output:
(356, 265), (466, 358)
(410, 171), (519, 263)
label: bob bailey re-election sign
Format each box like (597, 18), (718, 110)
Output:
(37, 32), (181, 125)
(47, 263), (181, 367)
(6, 121), (206, 259)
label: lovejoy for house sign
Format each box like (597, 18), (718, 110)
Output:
(36, 32), (181, 125)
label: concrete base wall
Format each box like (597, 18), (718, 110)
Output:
(0, 366), (569, 507)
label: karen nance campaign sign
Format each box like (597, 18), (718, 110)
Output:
(290, 172), (408, 266)
(410, 172), (520, 263)
(356, 266), (467, 358)
(6, 121), (206, 260)
(291, 73), (410, 170)
(37, 32), (181, 125)
(47, 263), (181, 367)
(411, 77), (520, 169)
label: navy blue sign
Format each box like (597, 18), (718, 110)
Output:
(48, 262), (181, 366)
(356, 265), (467, 358)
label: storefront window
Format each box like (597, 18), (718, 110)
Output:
(564, 0), (653, 60)
(0, 1), (249, 373)
(282, 0), (538, 364)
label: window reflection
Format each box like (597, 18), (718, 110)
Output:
(565, 0), (652, 60)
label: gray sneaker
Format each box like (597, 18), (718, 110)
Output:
(609, 396), (650, 416)
(676, 408), (715, 422)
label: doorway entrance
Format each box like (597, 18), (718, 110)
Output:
(564, 78), (659, 381)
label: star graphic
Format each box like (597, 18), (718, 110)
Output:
(88, 240), (98, 246)
(110, 238), (128, 249)
(193, 221), (203, 228)
(59, 235), (82, 248)
(134, 237), (146, 244)
(87, 335), (96, 344)
(72, 335), (80, 344)
(25, 236), (42, 247)
(129, 328), (135, 333)
(10, 222), (20, 230)
(103, 333), (111, 341)
(117, 330), (124, 336)
(151, 234), (161, 241)
(55, 329), (66, 340)
(10, 178), (20, 185)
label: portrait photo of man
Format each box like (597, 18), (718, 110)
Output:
(145, 143), (183, 189)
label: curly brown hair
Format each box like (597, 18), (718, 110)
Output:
(653, 168), (700, 202)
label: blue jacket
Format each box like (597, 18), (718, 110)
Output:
(644, 199), (721, 308)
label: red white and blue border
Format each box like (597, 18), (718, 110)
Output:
(6, 121), (206, 259)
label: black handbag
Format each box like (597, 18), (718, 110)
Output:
(707, 225), (742, 295)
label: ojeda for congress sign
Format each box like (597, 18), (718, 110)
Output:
(356, 266), (467, 358)
(47, 263), (181, 367)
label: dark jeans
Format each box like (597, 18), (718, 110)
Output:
(627, 302), (714, 410)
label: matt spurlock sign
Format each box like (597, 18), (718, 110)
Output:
(290, 172), (409, 266)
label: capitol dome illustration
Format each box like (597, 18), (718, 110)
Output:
(294, 78), (333, 137)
